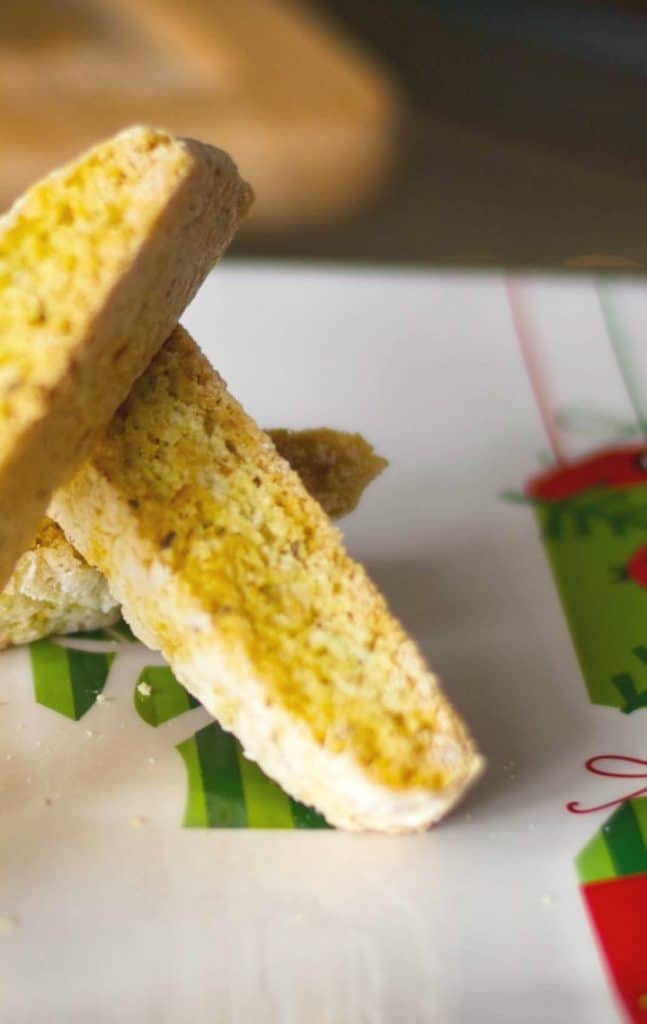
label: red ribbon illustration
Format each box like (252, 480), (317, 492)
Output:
(567, 755), (647, 814)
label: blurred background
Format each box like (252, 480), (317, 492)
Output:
(4, 0), (647, 268)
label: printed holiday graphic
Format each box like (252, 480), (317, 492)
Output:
(524, 446), (647, 712)
(28, 627), (329, 831)
(507, 278), (647, 1022)
(507, 279), (647, 714)
(571, 757), (647, 1024)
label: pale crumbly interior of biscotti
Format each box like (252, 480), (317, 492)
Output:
(0, 520), (119, 649)
(0, 127), (193, 464)
(53, 328), (481, 805)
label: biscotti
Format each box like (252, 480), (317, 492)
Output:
(0, 520), (119, 648)
(0, 428), (384, 649)
(51, 328), (483, 832)
(0, 125), (252, 588)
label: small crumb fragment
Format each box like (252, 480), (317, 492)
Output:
(34, 740), (41, 749)
(541, 894), (554, 907)
(85, 729), (100, 739)
(96, 694), (106, 704)
(129, 816), (146, 828)
(6, 754), (13, 761)
(0, 915), (17, 935)
(137, 682), (152, 698)
(147, 756), (156, 766)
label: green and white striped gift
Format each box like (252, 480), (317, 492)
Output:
(29, 625), (329, 831)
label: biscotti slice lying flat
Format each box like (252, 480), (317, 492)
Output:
(0, 125), (252, 589)
(52, 328), (483, 832)
(0, 429), (384, 649)
(0, 520), (119, 648)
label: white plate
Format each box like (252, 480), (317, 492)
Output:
(2, 264), (644, 1023)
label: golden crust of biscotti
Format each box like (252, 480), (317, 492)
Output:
(0, 520), (119, 649)
(0, 430), (383, 648)
(52, 327), (483, 832)
(0, 125), (252, 589)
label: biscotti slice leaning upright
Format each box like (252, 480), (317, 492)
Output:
(0, 125), (252, 588)
(52, 327), (483, 832)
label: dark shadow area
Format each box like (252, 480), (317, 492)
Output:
(237, 0), (647, 270)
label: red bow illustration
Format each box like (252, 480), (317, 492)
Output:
(567, 755), (647, 814)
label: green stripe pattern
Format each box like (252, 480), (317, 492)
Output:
(576, 797), (647, 883)
(29, 634), (330, 829)
(177, 721), (330, 830)
(30, 639), (114, 720)
(134, 666), (198, 727)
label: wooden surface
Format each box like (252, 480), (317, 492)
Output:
(0, 0), (401, 230)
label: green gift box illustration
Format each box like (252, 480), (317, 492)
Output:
(524, 445), (647, 712)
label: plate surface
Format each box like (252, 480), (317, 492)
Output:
(2, 263), (645, 1023)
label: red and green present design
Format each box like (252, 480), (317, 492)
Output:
(576, 795), (647, 1023)
(522, 445), (647, 712)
